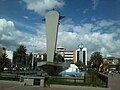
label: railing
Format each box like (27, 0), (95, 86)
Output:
(87, 69), (108, 88)
(45, 73), (108, 88)
(97, 72), (108, 88)
(45, 76), (85, 86)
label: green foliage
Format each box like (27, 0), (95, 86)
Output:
(75, 60), (84, 67)
(2, 53), (10, 66)
(0, 53), (11, 70)
(54, 53), (64, 62)
(90, 52), (103, 69)
(87, 60), (92, 68)
(14, 45), (27, 69)
(0, 76), (19, 81)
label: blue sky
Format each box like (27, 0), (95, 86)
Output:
(0, 0), (120, 58)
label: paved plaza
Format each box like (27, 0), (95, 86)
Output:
(1, 73), (120, 90)
(0, 80), (110, 90)
(108, 73), (120, 90)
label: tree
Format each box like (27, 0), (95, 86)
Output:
(15, 45), (27, 68)
(2, 53), (11, 68)
(54, 53), (64, 62)
(0, 53), (11, 70)
(90, 52), (103, 69)
(75, 60), (84, 68)
(87, 60), (92, 68)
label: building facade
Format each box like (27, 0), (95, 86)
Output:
(103, 57), (120, 71)
(76, 48), (87, 65)
(56, 46), (64, 57)
(64, 50), (76, 63)
(56, 46), (88, 65)
(34, 53), (47, 61)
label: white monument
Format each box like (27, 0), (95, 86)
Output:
(45, 10), (59, 62)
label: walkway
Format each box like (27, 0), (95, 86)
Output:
(108, 73), (120, 90)
(0, 80), (110, 90)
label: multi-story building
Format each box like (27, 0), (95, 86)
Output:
(56, 46), (64, 57)
(75, 48), (87, 65)
(56, 47), (76, 63)
(103, 57), (120, 71)
(64, 50), (76, 63)
(56, 46), (88, 65)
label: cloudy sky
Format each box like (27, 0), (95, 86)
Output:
(0, 0), (120, 58)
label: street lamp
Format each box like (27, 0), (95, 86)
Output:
(79, 43), (83, 51)
(31, 38), (39, 70)
(31, 38), (36, 70)
(32, 47), (34, 70)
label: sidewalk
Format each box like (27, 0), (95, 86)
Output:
(108, 73), (120, 90)
(50, 85), (111, 90)
(0, 80), (111, 90)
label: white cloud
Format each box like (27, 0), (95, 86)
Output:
(0, 19), (24, 49)
(96, 20), (116, 27)
(0, 18), (47, 53)
(58, 31), (78, 50)
(92, 20), (120, 32)
(18, 23), (46, 53)
(0, 18), (120, 58)
(23, 0), (65, 16)
(92, 0), (99, 10)
(57, 19), (120, 58)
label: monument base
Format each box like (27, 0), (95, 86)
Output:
(37, 61), (69, 76)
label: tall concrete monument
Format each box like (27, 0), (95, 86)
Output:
(37, 10), (66, 76)
(45, 10), (59, 62)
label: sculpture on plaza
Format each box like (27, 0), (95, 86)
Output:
(37, 10), (67, 76)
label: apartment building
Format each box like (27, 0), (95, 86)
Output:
(64, 50), (76, 63)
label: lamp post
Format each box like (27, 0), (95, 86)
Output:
(79, 44), (84, 63)
(31, 38), (36, 70)
(31, 47), (34, 70)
